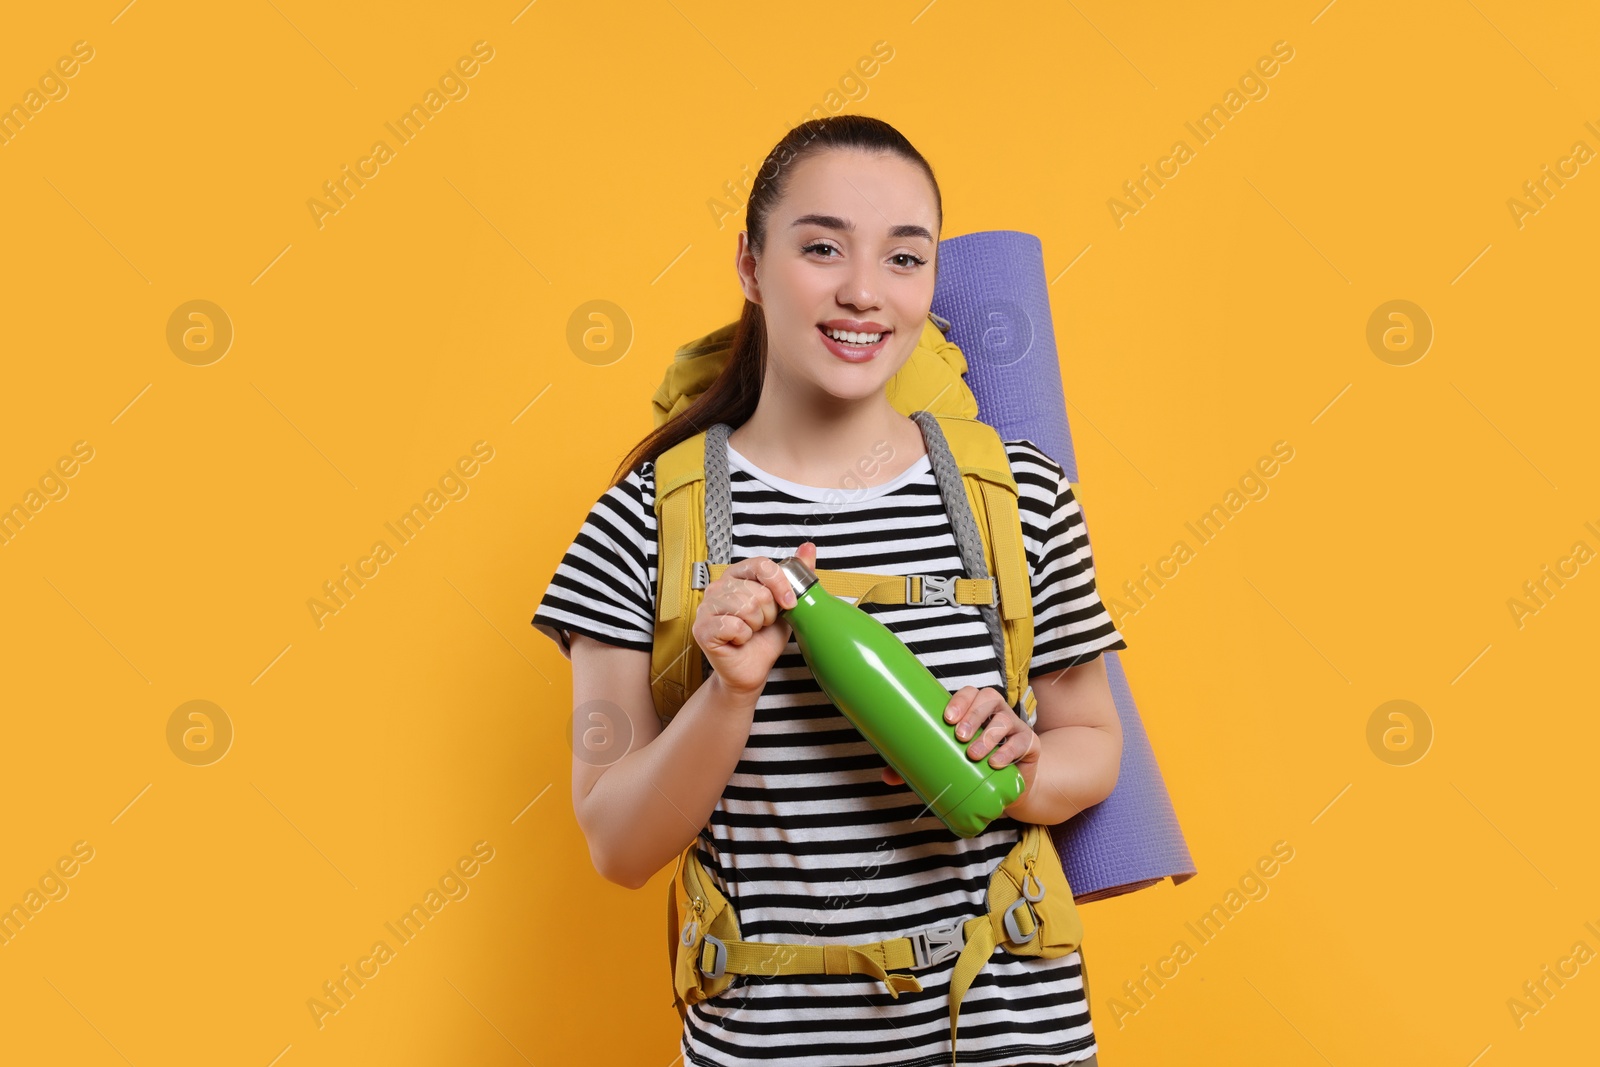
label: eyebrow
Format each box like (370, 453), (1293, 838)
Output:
(791, 213), (934, 243)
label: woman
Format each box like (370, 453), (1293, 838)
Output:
(534, 114), (1126, 1066)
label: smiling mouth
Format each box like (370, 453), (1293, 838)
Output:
(816, 325), (892, 362)
(819, 326), (896, 363)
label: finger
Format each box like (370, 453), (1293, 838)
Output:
(701, 611), (755, 651)
(743, 577), (781, 628)
(984, 725), (1038, 769)
(952, 690), (1005, 748)
(749, 556), (798, 611)
(771, 544), (816, 609)
(942, 686), (977, 727)
(881, 766), (904, 786)
(963, 703), (1016, 761)
(720, 557), (793, 611)
(710, 577), (778, 632)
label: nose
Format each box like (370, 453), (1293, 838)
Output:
(837, 261), (880, 310)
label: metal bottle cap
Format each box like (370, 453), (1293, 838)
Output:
(775, 557), (818, 603)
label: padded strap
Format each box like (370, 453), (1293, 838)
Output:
(651, 431), (714, 722)
(979, 478), (1030, 623)
(704, 423), (732, 566)
(913, 411), (1010, 686)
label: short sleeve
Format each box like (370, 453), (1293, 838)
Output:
(1007, 440), (1128, 675)
(531, 461), (658, 659)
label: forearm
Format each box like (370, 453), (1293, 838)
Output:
(1002, 723), (1120, 825)
(583, 672), (758, 889)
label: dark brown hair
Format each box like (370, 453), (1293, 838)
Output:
(608, 114), (942, 489)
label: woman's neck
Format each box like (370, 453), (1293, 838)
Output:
(727, 390), (927, 491)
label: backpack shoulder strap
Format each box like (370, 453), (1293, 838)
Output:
(919, 412), (1038, 725)
(650, 425), (722, 728)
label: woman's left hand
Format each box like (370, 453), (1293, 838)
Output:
(881, 686), (1042, 795)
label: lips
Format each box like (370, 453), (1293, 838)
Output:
(817, 324), (891, 363)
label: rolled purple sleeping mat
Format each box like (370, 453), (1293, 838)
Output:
(931, 230), (1196, 903)
(1055, 649), (1196, 902)
(929, 230), (1080, 480)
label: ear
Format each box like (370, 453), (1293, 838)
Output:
(733, 231), (762, 306)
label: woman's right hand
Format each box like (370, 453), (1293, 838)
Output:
(693, 541), (818, 700)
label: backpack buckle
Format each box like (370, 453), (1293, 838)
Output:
(1003, 866), (1048, 944)
(908, 574), (955, 607)
(1003, 898), (1040, 945)
(908, 920), (965, 968)
(691, 561), (710, 590)
(698, 933), (727, 979)
(1017, 685), (1037, 728)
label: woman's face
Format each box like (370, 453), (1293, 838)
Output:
(736, 148), (939, 404)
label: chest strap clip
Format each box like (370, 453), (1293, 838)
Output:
(909, 920), (966, 968)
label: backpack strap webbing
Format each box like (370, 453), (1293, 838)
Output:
(695, 563), (997, 608)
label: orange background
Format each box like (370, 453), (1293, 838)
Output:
(2, 1), (1596, 1064)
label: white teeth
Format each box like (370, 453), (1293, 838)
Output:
(824, 327), (884, 345)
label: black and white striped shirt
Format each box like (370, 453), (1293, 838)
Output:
(534, 437), (1127, 1066)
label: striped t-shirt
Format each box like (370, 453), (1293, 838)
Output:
(533, 436), (1128, 1067)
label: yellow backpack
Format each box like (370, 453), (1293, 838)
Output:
(648, 313), (1087, 1064)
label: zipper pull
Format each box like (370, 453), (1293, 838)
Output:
(681, 895), (708, 946)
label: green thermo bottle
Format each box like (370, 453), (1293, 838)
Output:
(775, 556), (1024, 838)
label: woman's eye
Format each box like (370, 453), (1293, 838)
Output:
(804, 243), (926, 268)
